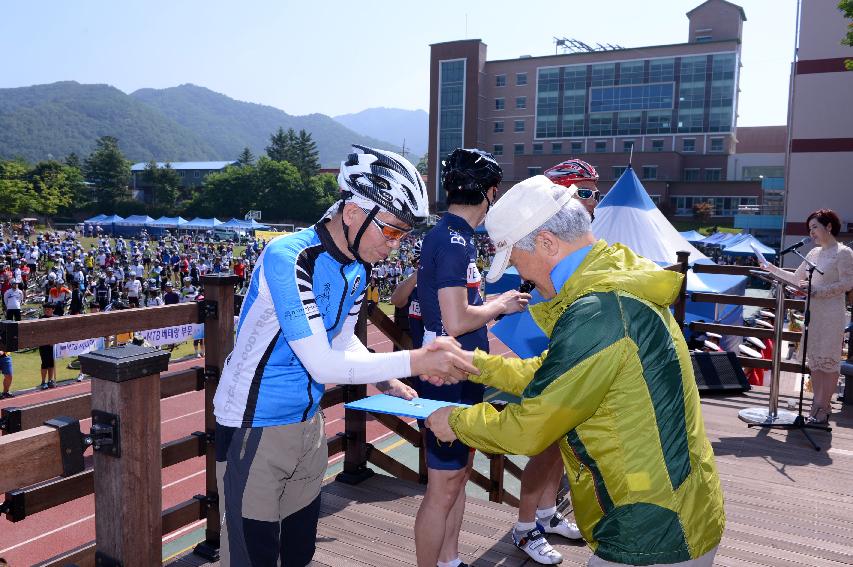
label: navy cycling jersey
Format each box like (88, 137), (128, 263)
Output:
(417, 212), (488, 353)
(406, 287), (425, 349)
(213, 222), (366, 427)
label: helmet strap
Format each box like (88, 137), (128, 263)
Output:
(480, 188), (495, 211)
(341, 203), (379, 264)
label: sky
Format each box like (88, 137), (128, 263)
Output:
(1, 0), (799, 125)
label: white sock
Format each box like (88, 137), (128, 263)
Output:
(536, 505), (558, 520)
(515, 520), (538, 534)
(437, 558), (462, 567)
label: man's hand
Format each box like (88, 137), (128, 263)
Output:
(496, 290), (531, 315)
(376, 378), (417, 400)
(411, 337), (479, 385)
(425, 405), (458, 443)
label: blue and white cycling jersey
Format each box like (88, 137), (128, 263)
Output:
(214, 222), (367, 427)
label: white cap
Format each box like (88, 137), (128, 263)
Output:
(746, 336), (766, 350)
(739, 344), (762, 358)
(484, 175), (576, 283)
(703, 340), (722, 352)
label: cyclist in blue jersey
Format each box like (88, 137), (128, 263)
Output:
(414, 149), (535, 567)
(213, 145), (478, 567)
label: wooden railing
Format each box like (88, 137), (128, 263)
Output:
(3, 259), (819, 565)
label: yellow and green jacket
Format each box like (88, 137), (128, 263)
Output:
(449, 240), (724, 565)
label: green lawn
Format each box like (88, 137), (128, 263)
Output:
(75, 236), (247, 258)
(5, 340), (198, 393)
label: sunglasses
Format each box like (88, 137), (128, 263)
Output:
(576, 188), (601, 201)
(369, 216), (413, 241)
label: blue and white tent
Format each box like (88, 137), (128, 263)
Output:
(721, 234), (777, 258)
(184, 217), (223, 230)
(84, 214), (109, 224)
(592, 166), (747, 350)
(149, 216), (188, 229)
(679, 230), (705, 243)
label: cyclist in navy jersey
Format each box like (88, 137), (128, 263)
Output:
(213, 145), (478, 567)
(414, 149), (534, 567)
(390, 240), (424, 349)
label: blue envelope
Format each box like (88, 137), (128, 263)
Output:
(491, 290), (549, 359)
(344, 394), (470, 420)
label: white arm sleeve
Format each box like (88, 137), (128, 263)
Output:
(289, 299), (412, 384)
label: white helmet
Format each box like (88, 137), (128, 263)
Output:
(337, 145), (429, 227)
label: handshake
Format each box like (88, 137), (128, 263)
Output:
(410, 336), (479, 386)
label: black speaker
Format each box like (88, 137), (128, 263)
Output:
(690, 351), (750, 394)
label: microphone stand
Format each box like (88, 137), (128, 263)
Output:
(791, 248), (831, 444)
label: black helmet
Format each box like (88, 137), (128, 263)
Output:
(442, 148), (502, 194)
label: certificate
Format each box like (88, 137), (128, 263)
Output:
(344, 394), (470, 420)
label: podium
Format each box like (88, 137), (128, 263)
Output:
(738, 270), (800, 426)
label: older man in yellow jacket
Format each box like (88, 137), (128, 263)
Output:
(427, 176), (724, 566)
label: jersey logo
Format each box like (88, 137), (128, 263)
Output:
(449, 229), (467, 246)
(408, 299), (422, 318)
(351, 275), (361, 296)
(466, 262), (481, 288)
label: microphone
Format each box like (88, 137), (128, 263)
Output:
(779, 237), (810, 256)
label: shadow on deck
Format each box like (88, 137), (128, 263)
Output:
(169, 387), (853, 567)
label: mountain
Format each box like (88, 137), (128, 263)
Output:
(131, 84), (405, 166)
(334, 108), (428, 157)
(0, 82), (403, 166)
(0, 82), (217, 162)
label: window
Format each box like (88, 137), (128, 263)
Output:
(528, 167), (542, 177)
(613, 166), (628, 179)
(514, 120), (525, 132)
(591, 63), (615, 87)
(683, 168), (700, 181)
(710, 138), (724, 152)
(516, 72), (528, 86)
(514, 143), (525, 155)
(617, 112), (642, 135)
(516, 96), (527, 109)
(438, 59), (466, 203)
(646, 110), (672, 134)
(494, 121), (504, 133)
(695, 36), (713, 43)
(535, 68), (559, 138)
(496, 74), (507, 87)
(704, 168), (722, 181)
(652, 140), (664, 152)
(682, 138), (696, 152)
(533, 143), (543, 155)
(594, 141), (607, 153)
(193, 171), (201, 178)
(589, 113), (613, 136)
(493, 144), (504, 156)
(642, 166), (658, 180)
(590, 83), (674, 112)
(618, 61), (644, 85)
(551, 142), (563, 154)
(623, 140), (635, 153)
(178, 171), (185, 177)
(571, 141), (583, 153)
(495, 98), (505, 111)
(648, 58), (674, 83)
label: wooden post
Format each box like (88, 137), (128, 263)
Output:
(195, 274), (238, 560)
(337, 302), (373, 484)
(489, 454), (506, 504)
(79, 344), (170, 567)
(674, 250), (690, 331)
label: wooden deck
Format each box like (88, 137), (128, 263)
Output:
(169, 387), (853, 566)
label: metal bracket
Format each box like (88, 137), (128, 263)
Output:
(89, 410), (121, 457)
(0, 406), (21, 433)
(193, 491), (219, 514)
(1, 490), (25, 521)
(203, 365), (220, 384)
(45, 416), (86, 476)
(95, 550), (124, 567)
(197, 299), (218, 323)
(0, 320), (19, 352)
(192, 430), (213, 451)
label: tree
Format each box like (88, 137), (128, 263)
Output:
(83, 136), (131, 206)
(64, 152), (81, 169)
(142, 161), (181, 212)
(237, 147), (256, 166)
(29, 161), (76, 215)
(293, 129), (320, 179)
(416, 153), (428, 175)
(0, 161), (40, 215)
(692, 201), (714, 223)
(266, 127), (298, 163)
(840, 0), (853, 70)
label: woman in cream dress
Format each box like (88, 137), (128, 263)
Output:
(761, 209), (853, 423)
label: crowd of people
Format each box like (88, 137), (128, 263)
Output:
(0, 223), (266, 397)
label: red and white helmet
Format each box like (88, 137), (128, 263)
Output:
(543, 159), (599, 187)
